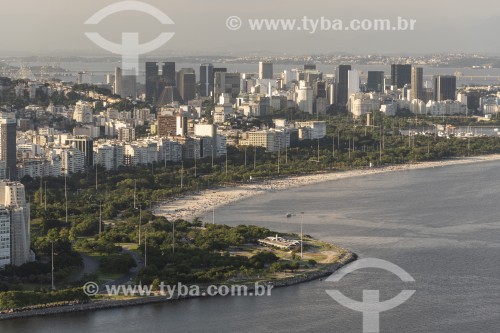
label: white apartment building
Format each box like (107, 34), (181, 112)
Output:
(95, 145), (115, 171)
(73, 101), (93, 123)
(348, 93), (381, 118)
(158, 139), (182, 163)
(295, 121), (327, 140)
(426, 100), (466, 116)
(348, 70), (361, 98)
(0, 206), (10, 268)
(59, 147), (85, 175)
(17, 155), (62, 179)
(0, 181), (33, 267)
(124, 142), (158, 166)
(239, 130), (289, 152)
(410, 99), (427, 115)
(295, 81), (313, 114)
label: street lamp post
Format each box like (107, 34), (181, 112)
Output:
(332, 136), (335, 158)
(99, 200), (102, 236)
(138, 204), (142, 246)
(40, 175), (43, 205)
(317, 139), (320, 163)
(51, 241), (55, 290)
(211, 143), (214, 169)
(244, 146), (247, 168)
(277, 137), (281, 174)
(144, 230), (147, 267)
(194, 146), (197, 177)
(180, 161), (184, 189)
(64, 174), (68, 226)
(253, 146), (257, 170)
(300, 212), (304, 259)
(134, 180), (137, 209)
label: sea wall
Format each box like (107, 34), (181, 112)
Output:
(0, 251), (357, 321)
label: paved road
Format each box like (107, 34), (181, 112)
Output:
(100, 247), (144, 289)
(70, 253), (100, 282)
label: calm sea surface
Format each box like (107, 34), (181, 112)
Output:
(2, 161), (500, 332)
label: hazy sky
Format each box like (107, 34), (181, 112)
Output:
(1, 0), (499, 56)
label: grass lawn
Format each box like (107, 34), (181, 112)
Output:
(19, 282), (52, 291)
(117, 243), (139, 251)
(96, 272), (123, 284)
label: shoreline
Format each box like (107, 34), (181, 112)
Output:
(0, 250), (357, 321)
(154, 154), (500, 222)
(3, 154), (500, 321)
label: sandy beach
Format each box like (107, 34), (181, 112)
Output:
(154, 154), (500, 222)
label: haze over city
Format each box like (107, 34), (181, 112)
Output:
(1, 0), (499, 56)
(2, 1), (500, 332)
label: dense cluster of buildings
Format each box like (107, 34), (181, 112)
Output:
(343, 64), (467, 117)
(15, 111), (324, 176)
(4, 59), (500, 181)
(1, 57), (500, 267)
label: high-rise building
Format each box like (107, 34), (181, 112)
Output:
(66, 136), (94, 169)
(327, 83), (335, 105)
(303, 71), (323, 87)
(157, 115), (177, 137)
(73, 101), (93, 123)
(304, 64), (316, 71)
(433, 75), (457, 102)
(0, 117), (16, 180)
(214, 72), (241, 103)
(348, 70), (360, 98)
(0, 181), (32, 267)
(177, 68), (196, 102)
(200, 63), (214, 97)
(213, 68), (227, 76)
(296, 81), (314, 114)
(145, 62), (162, 103)
(105, 74), (115, 85)
(259, 61), (273, 80)
(114, 67), (122, 96)
(162, 62), (176, 87)
(314, 81), (327, 115)
(335, 65), (351, 106)
(145, 61), (178, 104)
(391, 64), (412, 89)
(411, 67), (424, 101)
(314, 81), (327, 98)
(467, 91), (480, 111)
(0, 206), (10, 268)
(176, 115), (188, 137)
(211, 68), (227, 99)
(367, 71), (385, 92)
(121, 74), (137, 99)
(118, 127), (136, 142)
(60, 147), (85, 174)
(194, 124), (219, 158)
